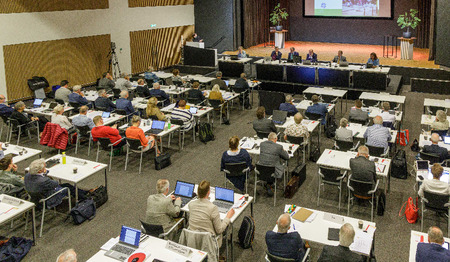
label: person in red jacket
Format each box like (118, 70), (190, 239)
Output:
(91, 115), (126, 148)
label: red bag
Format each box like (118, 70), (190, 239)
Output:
(399, 197), (418, 223)
(396, 129), (409, 146)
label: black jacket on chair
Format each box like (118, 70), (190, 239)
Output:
(317, 245), (364, 262)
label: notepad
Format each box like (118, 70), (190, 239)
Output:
(292, 208), (313, 222)
(349, 231), (373, 255)
(376, 163), (386, 173)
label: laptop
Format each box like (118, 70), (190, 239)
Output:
(189, 107), (198, 114)
(230, 55), (239, 60)
(293, 55), (302, 64)
(42, 102), (58, 113)
(416, 160), (429, 171)
(149, 120), (165, 134)
(224, 80), (229, 86)
(33, 98), (43, 108)
(303, 60), (312, 65)
(102, 111), (111, 118)
(366, 63), (375, 68)
(443, 136), (450, 144)
(427, 169), (450, 183)
(213, 187), (234, 213)
(339, 61), (349, 67)
(272, 110), (288, 125)
(174, 180), (195, 207)
(105, 226), (141, 261)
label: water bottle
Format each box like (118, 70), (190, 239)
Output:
(168, 118), (171, 129)
(62, 152), (66, 165)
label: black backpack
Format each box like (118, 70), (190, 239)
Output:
(198, 123), (215, 143)
(411, 139), (420, 152)
(69, 198), (96, 225)
(377, 191), (386, 216)
(391, 150), (408, 179)
(325, 114), (337, 138)
(238, 216), (255, 249)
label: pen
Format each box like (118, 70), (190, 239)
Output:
(239, 195), (245, 200)
(93, 164), (101, 169)
(291, 211), (296, 217)
(293, 224), (296, 230)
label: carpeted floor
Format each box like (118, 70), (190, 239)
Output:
(223, 41), (439, 69)
(2, 85), (449, 262)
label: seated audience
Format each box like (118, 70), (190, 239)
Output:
(221, 136), (252, 192)
(149, 82), (170, 106)
(422, 133), (449, 162)
(55, 80), (71, 103)
(208, 84), (229, 124)
(284, 113), (309, 141)
(349, 146), (376, 184)
(233, 73), (251, 109)
(349, 99), (369, 123)
(68, 85), (91, 108)
(146, 97), (167, 121)
(188, 180), (234, 247)
(144, 66), (160, 84)
(135, 79), (150, 97)
(418, 163), (450, 198)
(287, 47), (299, 61)
(51, 104), (74, 132)
(145, 179), (181, 240)
(271, 46), (282, 61)
(363, 116), (391, 151)
(259, 132), (289, 195)
(378, 102), (396, 123)
(306, 95), (327, 125)
(253, 106), (277, 135)
(11, 101), (48, 133)
(209, 71), (228, 91)
(332, 50), (347, 63)
(170, 99), (194, 131)
(91, 115), (126, 148)
(187, 82), (206, 104)
(171, 69), (184, 84)
(416, 226), (450, 262)
(94, 89), (116, 112)
(115, 73), (132, 91)
(367, 52), (380, 67)
(306, 49), (317, 62)
(266, 213), (306, 262)
(335, 118), (353, 142)
(72, 106), (95, 129)
(0, 95), (13, 117)
(56, 249), (77, 262)
(0, 155), (24, 196)
(431, 110), (449, 131)
(98, 72), (115, 91)
(318, 223), (363, 262)
(279, 95), (298, 115)
(116, 90), (137, 116)
(125, 115), (159, 154)
(237, 46), (247, 58)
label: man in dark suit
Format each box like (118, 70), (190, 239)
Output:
(253, 106), (277, 134)
(98, 72), (115, 91)
(349, 145), (377, 184)
(68, 85), (91, 108)
(306, 49), (318, 62)
(271, 46), (282, 61)
(95, 89), (116, 112)
(187, 82), (206, 105)
(234, 73), (251, 109)
(10, 101), (48, 133)
(209, 71), (228, 91)
(259, 132), (289, 181)
(422, 133), (449, 162)
(116, 90), (138, 116)
(135, 79), (150, 97)
(332, 50), (347, 63)
(0, 95), (13, 117)
(192, 33), (203, 42)
(287, 47), (299, 61)
(149, 83), (170, 107)
(306, 95), (328, 125)
(416, 226), (450, 262)
(318, 223), (364, 262)
(266, 213), (306, 262)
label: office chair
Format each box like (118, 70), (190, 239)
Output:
(321, 95), (338, 104)
(366, 145), (388, 158)
(55, 99), (65, 105)
(347, 175), (379, 222)
(334, 140), (359, 152)
(140, 218), (184, 239)
(223, 162), (250, 194)
(256, 131), (271, 139)
(74, 125), (92, 155)
(170, 118), (194, 149)
(317, 167), (347, 210)
(208, 99), (225, 126)
(255, 164), (279, 206)
(419, 151), (441, 164)
(69, 102), (80, 114)
(349, 117), (369, 126)
(96, 137), (124, 171)
(125, 138), (156, 174)
(362, 100), (380, 108)
(112, 89), (121, 99)
(304, 112), (323, 121)
(420, 191), (450, 237)
(285, 135), (307, 164)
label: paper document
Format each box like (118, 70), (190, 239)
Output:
(375, 163), (386, 173)
(292, 208), (313, 222)
(305, 212), (317, 223)
(349, 231), (373, 255)
(233, 200), (245, 209)
(240, 140), (255, 150)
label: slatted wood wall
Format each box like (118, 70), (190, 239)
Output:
(129, 0), (193, 7)
(130, 25), (194, 73)
(3, 35), (111, 101)
(0, 0), (108, 13)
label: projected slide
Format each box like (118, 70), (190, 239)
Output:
(304, 0), (392, 18)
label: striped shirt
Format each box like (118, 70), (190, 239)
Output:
(171, 108), (194, 130)
(363, 124), (391, 150)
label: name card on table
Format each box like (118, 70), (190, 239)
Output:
(165, 240), (192, 257)
(1, 195), (22, 206)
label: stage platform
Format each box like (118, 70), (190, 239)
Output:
(224, 41), (439, 69)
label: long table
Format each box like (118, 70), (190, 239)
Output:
(0, 194), (36, 245)
(420, 114), (450, 128)
(181, 184), (254, 262)
(418, 134), (450, 151)
(69, 110), (125, 126)
(409, 230), (450, 262)
(1, 143), (42, 164)
(303, 87), (348, 115)
(25, 103), (73, 118)
(346, 123), (398, 144)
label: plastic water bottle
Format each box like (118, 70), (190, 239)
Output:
(62, 152), (66, 165)
(168, 119), (171, 129)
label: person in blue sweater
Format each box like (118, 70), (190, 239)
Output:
(0, 95), (13, 117)
(279, 95), (298, 115)
(116, 90), (138, 116)
(221, 136), (253, 193)
(271, 46), (282, 61)
(367, 52), (380, 67)
(306, 95), (328, 125)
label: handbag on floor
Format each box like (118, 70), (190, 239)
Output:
(69, 198), (96, 225)
(155, 153), (171, 170)
(399, 197), (418, 224)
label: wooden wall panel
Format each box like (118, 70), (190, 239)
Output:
(129, 0), (193, 7)
(130, 25), (194, 74)
(0, 0), (108, 14)
(3, 35), (111, 101)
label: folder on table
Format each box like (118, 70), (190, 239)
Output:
(292, 208), (313, 222)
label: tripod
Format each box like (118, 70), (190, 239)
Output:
(107, 43), (121, 80)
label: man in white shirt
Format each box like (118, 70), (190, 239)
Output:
(378, 102), (396, 123)
(418, 163), (450, 197)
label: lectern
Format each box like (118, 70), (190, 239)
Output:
(398, 37), (416, 60)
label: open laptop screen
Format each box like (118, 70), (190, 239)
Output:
(102, 111), (110, 118)
(33, 99), (43, 107)
(151, 120), (165, 130)
(174, 181), (195, 197)
(215, 187), (234, 203)
(119, 226), (141, 247)
(189, 107), (198, 114)
(427, 169), (450, 183)
(444, 136), (450, 144)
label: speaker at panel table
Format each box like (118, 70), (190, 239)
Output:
(186, 33), (204, 49)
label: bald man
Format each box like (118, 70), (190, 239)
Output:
(0, 95), (13, 117)
(422, 133), (449, 162)
(266, 213), (306, 261)
(56, 249), (77, 262)
(416, 226), (450, 261)
(363, 116), (391, 151)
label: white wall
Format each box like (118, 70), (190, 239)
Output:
(0, 0), (194, 100)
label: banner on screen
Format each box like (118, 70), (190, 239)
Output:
(304, 0), (392, 18)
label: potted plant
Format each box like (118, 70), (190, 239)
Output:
(397, 9), (421, 38)
(270, 3), (289, 31)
